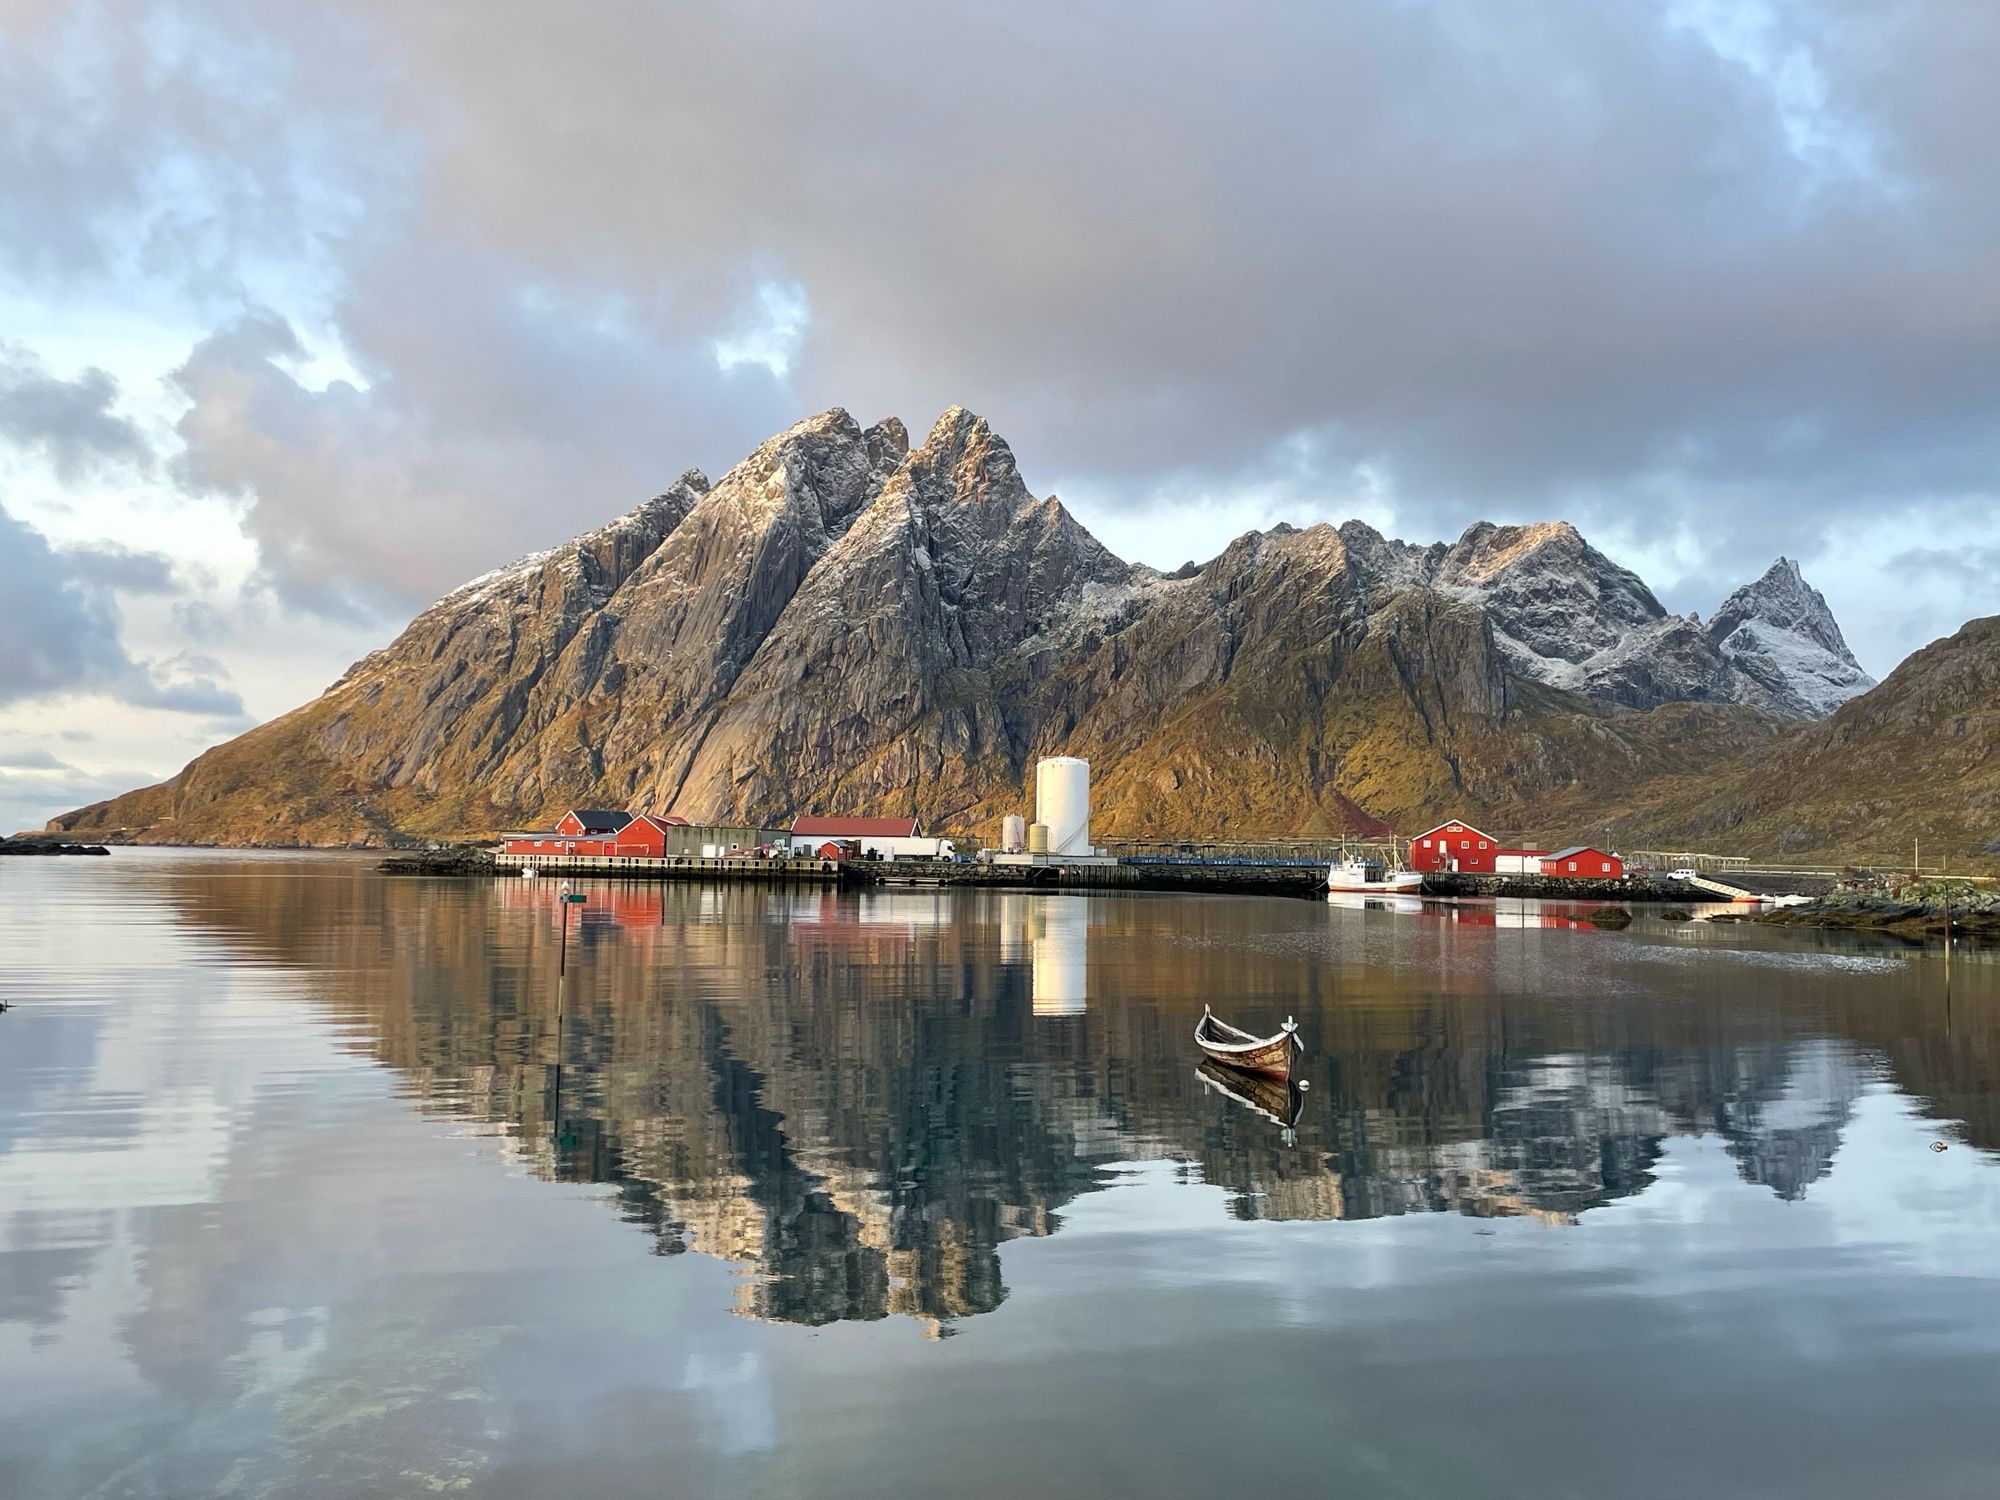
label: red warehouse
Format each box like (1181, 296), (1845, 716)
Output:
(1409, 820), (1504, 873)
(505, 808), (639, 857)
(1541, 846), (1625, 880)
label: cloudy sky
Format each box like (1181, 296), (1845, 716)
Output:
(4, 0), (1999, 832)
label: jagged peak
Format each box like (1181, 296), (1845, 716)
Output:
(904, 405), (1025, 505)
(864, 416), (909, 471)
(1444, 519), (1589, 575)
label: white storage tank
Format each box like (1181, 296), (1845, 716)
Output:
(1028, 822), (1050, 855)
(1001, 814), (1027, 852)
(1035, 757), (1091, 857)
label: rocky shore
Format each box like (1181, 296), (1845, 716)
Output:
(377, 845), (498, 876)
(1421, 873), (1699, 902)
(0, 838), (110, 856)
(1742, 880), (2000, 940)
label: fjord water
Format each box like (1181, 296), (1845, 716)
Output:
(3, 854), (1998, 1499)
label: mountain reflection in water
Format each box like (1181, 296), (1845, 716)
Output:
(64, 864), (1993, 1334)
(9, 852), (2000, 1500)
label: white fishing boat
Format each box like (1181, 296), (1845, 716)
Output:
(1324, 856), (1423, 894)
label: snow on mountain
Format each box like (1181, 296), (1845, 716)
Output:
(1705, 558), (1875, 717)
(1326, 522), (1864, 720)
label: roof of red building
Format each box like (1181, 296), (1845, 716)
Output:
(628, 813), (689, 831)
(1413, 819), (1496, 841)
(561, 808), (634, 833)
(1544, 845), (1614, 861)
(791, 814), (920, 838)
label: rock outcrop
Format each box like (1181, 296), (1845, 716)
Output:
(52, 405), (1951, 856)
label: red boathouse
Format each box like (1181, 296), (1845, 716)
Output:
(1541, 846), (1624, 880)
(1410, 820), (1505, 873)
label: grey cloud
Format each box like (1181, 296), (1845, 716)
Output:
(0, 502), (137, 705)
(1886, 545), (2000, 591)
(57, 543), (180, 595)
(12, 1), (2000, 668)
(0, 343), (152, 481)
(0, 746), (71, 771)
(170, 281), (793, 613)
(0, 763), (164, 837)
(0, 502), (246, 715)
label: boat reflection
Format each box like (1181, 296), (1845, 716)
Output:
(1326, 891), (1425, 915)
(1196, 1060), (1307, 1146)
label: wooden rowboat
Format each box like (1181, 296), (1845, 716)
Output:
(1194, 1006), (1301, 1080)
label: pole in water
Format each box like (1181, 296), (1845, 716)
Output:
(551, 882), (587, 1146)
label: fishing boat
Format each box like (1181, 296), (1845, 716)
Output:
(1194, 1006), (1302, 1080)
(1325, 856), (1423, 894)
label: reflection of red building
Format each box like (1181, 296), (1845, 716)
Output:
(1541, 846), (1624, 879)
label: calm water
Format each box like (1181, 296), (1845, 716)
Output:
(3, 852), (1998, 1499)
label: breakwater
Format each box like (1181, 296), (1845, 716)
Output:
(1422, 873), (1699, 902)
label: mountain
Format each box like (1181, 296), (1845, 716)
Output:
(48, 406), (1952, 857)
(1706, 558), (1875, 718)
(1648, 613), (2000, 861)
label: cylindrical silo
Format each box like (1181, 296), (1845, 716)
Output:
(1001, 813), (1026, 852)
(1028, 822), (1050, 855)
(1035, 757), (1091, 856)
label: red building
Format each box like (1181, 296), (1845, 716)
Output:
(555, 808), (634, 838)
(1409, 817), (1623, 880)
(506, 808), (668, 857)
(1410, 820), (1509, 873)
(1541, 846), (1624, 880)
(606, 814), (689, 856)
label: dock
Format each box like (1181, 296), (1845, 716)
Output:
(383, 849), (867, 885)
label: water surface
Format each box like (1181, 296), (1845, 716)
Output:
(3, 851), (1997, 1498)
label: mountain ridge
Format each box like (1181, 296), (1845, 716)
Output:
(44, 407), (1987, 862)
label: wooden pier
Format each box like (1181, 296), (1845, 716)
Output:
(491, 851), (862, 885)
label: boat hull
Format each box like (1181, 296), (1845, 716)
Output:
(1194, 1009), (1301, 1080)
(1325, 865), (1423, 894)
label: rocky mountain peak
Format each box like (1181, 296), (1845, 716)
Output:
(905, 406), (1025, 508)
(48, 406), (1910, 851)
(1706, 557), (1875, 717)
(864, 416), (909, 475)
